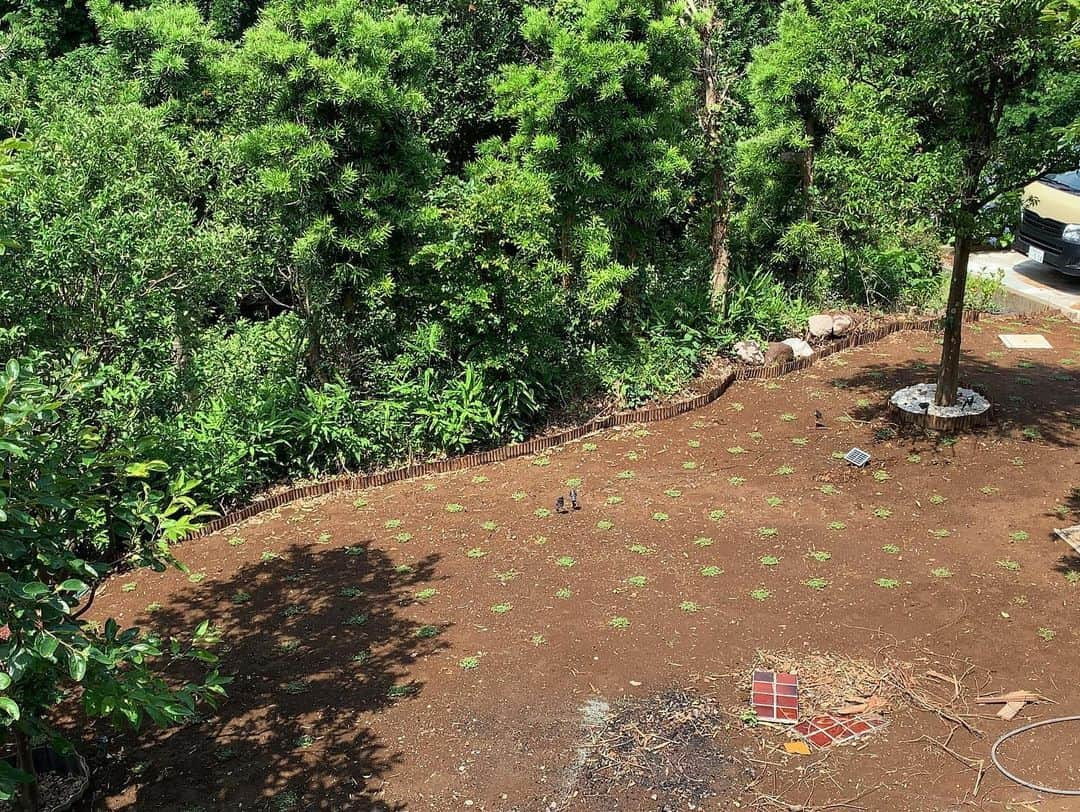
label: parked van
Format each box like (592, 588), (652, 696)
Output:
(1014, 171), (1080, 277)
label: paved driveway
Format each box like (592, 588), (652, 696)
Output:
(970, 249), (1080, 321)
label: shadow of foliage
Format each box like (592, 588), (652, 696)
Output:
(86, 542), (446, 811)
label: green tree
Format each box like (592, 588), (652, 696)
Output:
(0, 138), (29, 255)
(742, 0), (1080, 402)
(493, 0), (701, 320)
(832, 0), (1080, 404)
(684, 0), (776, 308)
(739, 0), (947, 306)
(95, 0), (440, 382)
(0, 356), (228, 810)
(1044, 0), (1080, 139)
(406, 0), (528, 170)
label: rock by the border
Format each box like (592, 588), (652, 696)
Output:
(831, 314), (854, 336)
(808, 314), (834, 339)
(764, 342), (795, 365)
(782, 337), (813, 360)
(733, 340), (764, 365)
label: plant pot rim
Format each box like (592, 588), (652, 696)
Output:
(2, 745), (91, 812)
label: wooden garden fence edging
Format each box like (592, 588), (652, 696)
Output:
(185, 310), (995, 541)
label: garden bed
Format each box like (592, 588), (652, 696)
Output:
(83, 314), (1080, 811)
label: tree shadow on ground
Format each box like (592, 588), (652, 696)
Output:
(835, 349), (1078, 447)
(831, 344), (1080, 579)
(89, 542), (446, 811)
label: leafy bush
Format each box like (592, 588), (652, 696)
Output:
(0, 356), (227, 807)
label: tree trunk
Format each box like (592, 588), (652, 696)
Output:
(801, 114), (815, 223)
(13, 729), (40, 812)
(935, 233), (971, 406)
(696, 8), (732, 310)
(708, 150), (731, 309)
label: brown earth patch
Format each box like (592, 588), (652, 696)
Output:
(79, 314), (1080, 811)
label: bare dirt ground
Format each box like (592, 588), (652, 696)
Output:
(84, 314), (1080, 812)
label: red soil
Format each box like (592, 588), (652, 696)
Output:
(84, 315), (1080, 811)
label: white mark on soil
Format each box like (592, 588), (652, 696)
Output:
(548, 698), (612, 811)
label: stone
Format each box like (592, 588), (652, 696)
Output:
(765, 341), (795, 365)
(782, 337), (813, 360)
(733, 339), (764, 365)
(808, 314), (834, 339)
(831, 313), (854, 336)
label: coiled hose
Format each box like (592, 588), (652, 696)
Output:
(990, 716), (1080, 795)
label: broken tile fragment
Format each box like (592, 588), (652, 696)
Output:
(792, 713), (887, 749)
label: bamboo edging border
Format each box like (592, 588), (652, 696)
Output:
(186, 310), (999, 541)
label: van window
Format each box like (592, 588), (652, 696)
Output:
(1042, 171), (1080, 193)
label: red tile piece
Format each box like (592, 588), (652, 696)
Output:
(749, 670), (800, 724)
(792, 713), (888, 750)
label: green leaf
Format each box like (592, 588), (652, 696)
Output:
(58, 579), (89, 594)
(0, 697), (19, 722)
(21, 582), (49, 598)
(35, 636), (59, 659)
(68, 652), (87, 682)
(0, 441), (24, 458)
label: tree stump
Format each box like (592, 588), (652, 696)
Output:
(889, 383), (991, 431)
